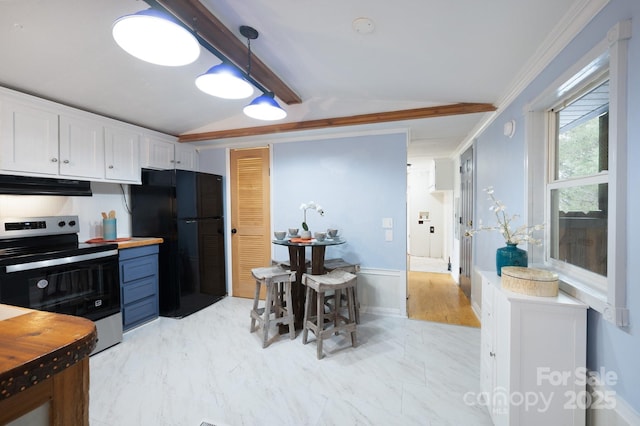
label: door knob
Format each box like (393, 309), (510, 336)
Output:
(231, 228), (237, 234)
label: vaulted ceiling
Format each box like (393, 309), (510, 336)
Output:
(0, 0), (581, 160)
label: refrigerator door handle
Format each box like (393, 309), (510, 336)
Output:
(185, 220), (197, 224)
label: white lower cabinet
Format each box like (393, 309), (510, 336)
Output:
(480, 271), (587, 425)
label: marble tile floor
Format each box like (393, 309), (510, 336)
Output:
(89, 296), (492, 426)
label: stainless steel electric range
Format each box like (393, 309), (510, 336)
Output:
(0, 215), (122, 354)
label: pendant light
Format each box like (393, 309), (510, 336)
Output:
(195, 63), (254, 99)
(195, 25), (257, 100)
(239, 26), (287, 120)
(243, 92), (287, 121)
(112, 9), (200, 66)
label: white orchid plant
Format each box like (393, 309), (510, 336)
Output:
(300, 201), (325, 231)
(465, 187), (543, 245)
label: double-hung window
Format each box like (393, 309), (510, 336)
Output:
(547, 77), (609, 290)
(526, 21), (630, 326)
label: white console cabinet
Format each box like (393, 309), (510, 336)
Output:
(480, 271), (587, 425)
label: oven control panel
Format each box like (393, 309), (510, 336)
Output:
(0, 215), (80, 239)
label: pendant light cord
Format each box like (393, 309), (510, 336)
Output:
(246, 37), (252, 77)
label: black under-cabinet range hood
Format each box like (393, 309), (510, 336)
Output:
(0, 174), (92, 196)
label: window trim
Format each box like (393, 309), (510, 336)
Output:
(524, 20), (630, 326)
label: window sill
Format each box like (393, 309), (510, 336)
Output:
(530, 262), (628, 326)
(530, 265), (629, 327)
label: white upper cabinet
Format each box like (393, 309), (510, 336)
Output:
(429, 158), (454, 192)
(0, 97), (59, 175)
(174, 143), (198, 171)
(141, 133), (199, 171)
(104, 125), (140, 183)
(145, 137), (175, 170)
(59, 113), (105, 179)
(0, 87), (157, 184)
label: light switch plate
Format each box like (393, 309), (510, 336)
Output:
(382, 218), (393, 228)
(385, 229), (393, 241)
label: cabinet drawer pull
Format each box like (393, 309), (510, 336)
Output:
(51, 158), (58, 163)
(108, 165), (114, 169)
(63, 159), (70, 164)
(489, 351), (495, 357)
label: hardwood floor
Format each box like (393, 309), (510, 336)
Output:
(407, 271), (480, 327)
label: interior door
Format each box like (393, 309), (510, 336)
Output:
(459, 146), (474, 299)
(230, 147), (271, 298)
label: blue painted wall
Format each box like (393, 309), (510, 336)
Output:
(474, 0), (640, 412)
(197, 131), (408, 272)
(272, 133), (408, 269)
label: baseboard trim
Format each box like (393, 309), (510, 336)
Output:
(586, 371), (640, 425)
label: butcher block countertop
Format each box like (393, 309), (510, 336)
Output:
(115, 237), (163, 249)
(0, 305), (96, 424)
(85, 236), (163, 249)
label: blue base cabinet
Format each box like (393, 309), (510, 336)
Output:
(119, 245), (159, 331)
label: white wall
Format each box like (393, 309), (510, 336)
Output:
(407, 162), (449, 260)
(0, 181), (132, 241)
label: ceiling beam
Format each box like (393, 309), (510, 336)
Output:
(178, 102), (496, 142)
(151, 0), (301, 105)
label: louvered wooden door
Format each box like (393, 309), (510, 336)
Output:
(230, 147), (271, 298)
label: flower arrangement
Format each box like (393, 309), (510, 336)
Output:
(300, 201), (325, 231)
(465, 187), (543, 245)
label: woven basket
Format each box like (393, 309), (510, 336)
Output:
(501, 266), (559, 297)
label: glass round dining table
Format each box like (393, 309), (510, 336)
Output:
(272, 237), (346, 329)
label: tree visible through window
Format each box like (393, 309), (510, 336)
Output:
(549, 79), (609, 278)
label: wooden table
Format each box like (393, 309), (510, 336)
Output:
(0, 305), (97, 425)
(272, 238), (346, 329)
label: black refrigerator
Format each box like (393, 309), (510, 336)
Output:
(131, 169), (226, 318)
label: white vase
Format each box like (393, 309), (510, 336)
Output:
(300, 230), (312, 239)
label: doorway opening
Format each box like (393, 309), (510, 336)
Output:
(406, 158), (478, 327)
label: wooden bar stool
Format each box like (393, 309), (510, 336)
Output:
(302, 269), (358, 359)
(250, 266), (296, 348)
(323, 258), (361, 324)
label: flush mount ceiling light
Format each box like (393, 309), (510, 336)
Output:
(243, 92), (287, 121)
(112, 8), (200, 66)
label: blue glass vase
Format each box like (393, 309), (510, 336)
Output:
(496, 242), (528, 276)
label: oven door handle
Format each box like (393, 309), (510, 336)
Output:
(5, 249), (119, 273)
